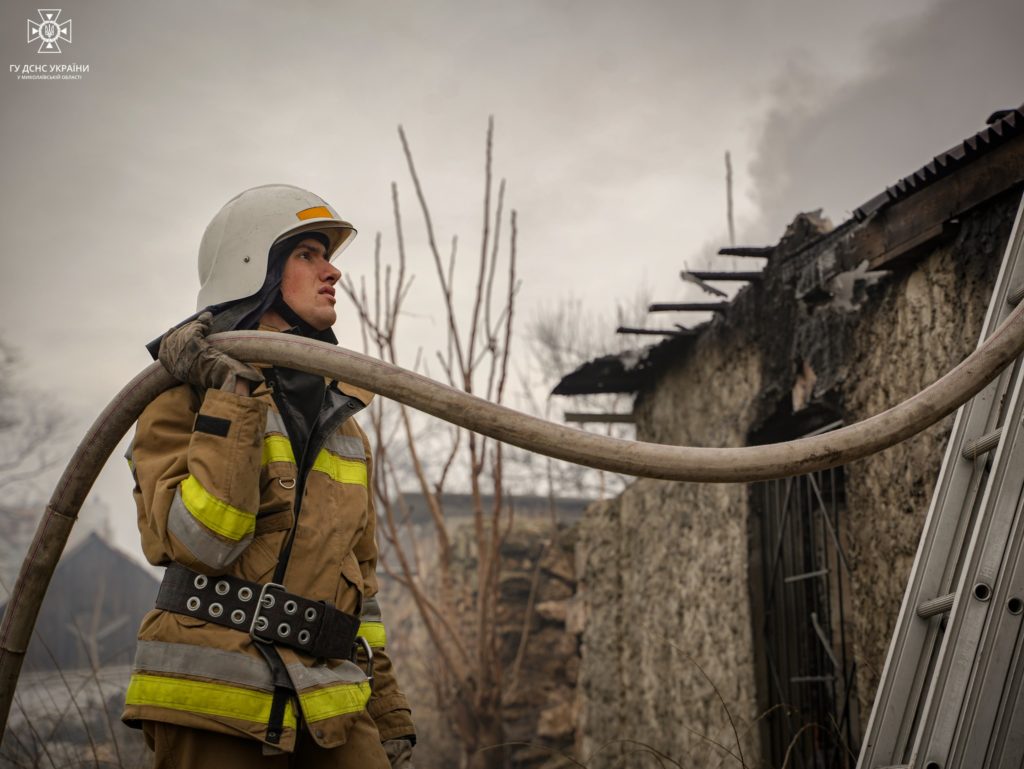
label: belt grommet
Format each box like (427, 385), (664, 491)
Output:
(254, 616), (269, 632)
(284, 600), (298, 615)
(277, 622), (291, 638)
(261, 593), (276, 609)
(209, 602), (223, 618)
(193, 575), (208, 590)
(238, 586), (253, 602)
(186, 596), (201, 612)
(215, 580), (230, 596)
(304, 607), (318, 622)
(297, 629), (311, 645)
(230, 609), (246, 625)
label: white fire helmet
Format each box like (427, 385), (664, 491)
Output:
(196, 184), (356, 311)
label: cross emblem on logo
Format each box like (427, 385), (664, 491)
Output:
(27, 9), (72, 54)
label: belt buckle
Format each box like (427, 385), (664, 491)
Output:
(249, 581), (286, 644)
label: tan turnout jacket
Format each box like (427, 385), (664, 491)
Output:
(121, 365), (414, 752)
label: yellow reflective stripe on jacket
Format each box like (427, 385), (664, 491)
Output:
(180, 475), (256, 541)
(126, 673), (297, 728)
(298, 680), (372, 723)
(312, 452), (367, 487)
(358, 621), (387, 649)
(262, 434), (296, 465)
(262, 436), (367, 488)
(168, 488), (251, 569)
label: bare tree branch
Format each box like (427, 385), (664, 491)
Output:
(397, 124), (468, 378)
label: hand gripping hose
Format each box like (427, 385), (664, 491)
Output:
(2, 304), (1024, 733)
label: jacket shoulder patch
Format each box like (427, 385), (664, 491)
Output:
(194, 414), (231, 437)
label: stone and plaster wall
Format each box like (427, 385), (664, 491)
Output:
(575, 189), (1020, 767)
(577, 313), (765, 766)
(841, 201), (1008, 715)
(497, 523), (582, 769)
(379, 517), (581, 769)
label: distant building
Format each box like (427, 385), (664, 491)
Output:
(0, 505), (43, 604)
(396, 491), (589, 524)
(1, 532), (159, 671)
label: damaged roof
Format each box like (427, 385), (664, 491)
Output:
(554, 104), (1024, 397)
(854, 106), (1024, 221)
(552, 346), (675, 396)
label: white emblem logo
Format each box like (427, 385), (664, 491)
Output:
(27, 9), (72, 54)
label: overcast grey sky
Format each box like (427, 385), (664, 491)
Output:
(1, 0), (1021, 557)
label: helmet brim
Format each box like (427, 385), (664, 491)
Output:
(272, 218), (357, 261)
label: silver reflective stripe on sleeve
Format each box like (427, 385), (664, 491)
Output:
(265, 409), (288, 437)
(324, 434), (365, 461)
(167, 486), (252, 569)
(133, 640), (275, 692)
(267, 408), (363, 460)
(286, 659), (368, 691)
(357, 596), (387, 648)
(360, 596), (383, 623)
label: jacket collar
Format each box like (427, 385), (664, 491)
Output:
(256, 322), (375, 407)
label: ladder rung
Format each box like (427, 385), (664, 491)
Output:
(917, 592), (955, 618)
(962, 428), (1002, 460)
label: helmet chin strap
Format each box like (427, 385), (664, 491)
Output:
(270, 292), (338, 345)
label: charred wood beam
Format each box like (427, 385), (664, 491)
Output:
(866, 219), (960, 270)
(679, 270), (727, 297)
(564, 412), (636, 424)
(648, 302), (731, 313)
(615, 326), (695, 336)
(685, 270), (763, 282)
(717, 246), (774, 257)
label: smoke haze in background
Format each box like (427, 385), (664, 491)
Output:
(748, 0), (1024, 238)
(0, 0), (1019, 556)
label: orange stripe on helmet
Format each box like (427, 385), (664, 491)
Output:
(296, 206), (333, 221)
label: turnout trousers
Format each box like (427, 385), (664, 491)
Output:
(143, 713), (391, 769)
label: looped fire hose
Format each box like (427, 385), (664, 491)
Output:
(2, 302), (1024, 733)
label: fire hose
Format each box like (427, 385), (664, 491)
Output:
(2, 305), (1024, 734)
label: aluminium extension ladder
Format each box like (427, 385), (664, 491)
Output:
(857, 192), (1024, 769)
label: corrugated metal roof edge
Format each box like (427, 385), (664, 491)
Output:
(854, 105), (1023, 221)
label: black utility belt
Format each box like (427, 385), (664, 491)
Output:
(157, 563), (364, 661)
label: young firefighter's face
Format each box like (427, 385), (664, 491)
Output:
(280, 236), (342, 331)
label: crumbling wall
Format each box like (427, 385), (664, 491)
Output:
(379, 518), (580, 769)
(577, 328), (764, 767)
(575, 188), (1019, 766)
(841, 198), (1009, 716)
(498, 523), (581, 769)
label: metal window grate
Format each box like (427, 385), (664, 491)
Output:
(754, 463), (860, 768)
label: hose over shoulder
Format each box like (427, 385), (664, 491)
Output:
(2, 300), (1024, 735)
(214, 299), (1024, 482)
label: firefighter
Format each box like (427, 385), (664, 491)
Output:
(122, 184), (415, 767)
